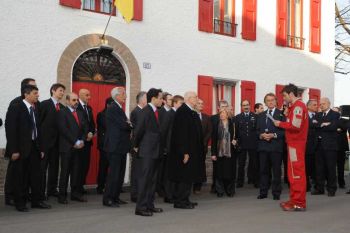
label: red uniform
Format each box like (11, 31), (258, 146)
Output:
(279, 99), (308, 208)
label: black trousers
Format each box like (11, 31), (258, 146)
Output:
(10, 142), (42, 207)
(130, 155), (139, 200)
(136, 158), (159, 211)
(97, 150), (109, 191)
(211, 161), (217, 192)
(259, 151), (282, 196)
(156, 157), (167, 197)
(173, 182), (192, 205)
(215, 178), (235, 195)
(315, 148), (337, 193)
(237, 149), (258, 185)
(41, 144), (60, 198)
(4, 161), (14, 201)
(337, 150), (346, 186)
(305, 152), (316, 189)
(79, 143), (91, 190)
(103, 153), (126, 202)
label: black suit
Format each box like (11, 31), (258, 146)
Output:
(305, 112), (318, 189)
(314, 109), (340, 193)
(210, 114), (220, 192)
(256, 109), (285, 197)
(5, 100), (42, 207)
(39, 98), (64, 197)
(134, 104), (162, 211)
(103, 102), (132, 203)
(336, 118), (350, 187)
(77, 101), (96, 190)
(57, 107), (88, 199)
(96, 109), (108, 192)
(235, 112), (259, 186)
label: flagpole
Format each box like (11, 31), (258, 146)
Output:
(101, 2), (115, 43)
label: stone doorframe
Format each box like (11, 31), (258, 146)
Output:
(57, 34), (141, 114)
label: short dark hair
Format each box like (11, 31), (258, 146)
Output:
(218, 100), (229, 107)
(264, 93), (277, 103)
(21, 78), (35, 88)
(21, 84), (38, 98)
(105, 97), (114, 108)
(50, 83), (66, 96)
(162, 92), (172, 101)
(241, 99), (250, 105)
(172, 95), (184, 104)
(136, 91), (147, 104)
(147, 88), (162, 103)
(254, 103), (263, 110)
(282, 83), (298, 96)
(306, 99), (317, 106)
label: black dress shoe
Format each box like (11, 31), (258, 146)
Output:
(227, 192), (235, 197)
(257, 194), (267, 199)
(217, 193), (224, 198)
(327, 192), (335, 197)
(131, 197), (137, 203)
(164, 198), (174, 204)
(174, 203), (194, 209)
(71, 196), (87, 202)
(115, 199), (128, 205)
(236, 184), (243, 188)
(58, 197), (68, 204)
(273, 195), (280, 200)
(16, 206), (29, 212)
(135, 209), (153, 216)
(311, 190), (325, 195)
(5, 199), (15, 206)
(190, 202), (198, 206)
(103, 200), (119, 208)
(32, 201), (52, 209)
(149, 207), (163, 213)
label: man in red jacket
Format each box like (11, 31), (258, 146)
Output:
(274, 84), (309, 211)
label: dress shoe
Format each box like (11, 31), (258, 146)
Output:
(254, 184), (259, 189)
(115, 199), (128, 205)
(257, 194), (267, 199)
(32, 201), (52, 209)
(174, 203), (194, 209)
(190, 202), (198, 206)
(236, 184), (243, 188)
(135, 209), (153, 216)
(164, 198), (174, 204)
(327, 192), (335, 197)
(273, 195), (280, 200)
(131, 197), (137, 203)
(217, 193), (224, 198)
(5, 198), (15, 206)
(311, 190), (324, 195)
(71, 196), (87, 202)
(227, 192), (235, 197)
(281, 202), (306, 212)
(103, 200), (119, 208)
(149, 207), (163, 213)
(58, 197), (68, 204)
(346, 190), (350, 194)
(16, 206), (29, 212)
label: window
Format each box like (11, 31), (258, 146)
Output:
(213, 0), (236, 37)
(84, 0), (95, 10)
(101, 0), (112, 14)
(83, 0), (115, 15)
(213, 81), (236, 114)
(287, 0), (304, 49)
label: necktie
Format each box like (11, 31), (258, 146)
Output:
(322, 112), (326, 118)
(154, 109), (159, 122)
(72, 110), (80, 127)
(83, 105), (90, 121)
(29, 106), (37, 140)
(55, 103), (60, 111)
(266, 110), (273, 131)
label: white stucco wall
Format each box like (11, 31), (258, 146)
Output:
(0, 0), (335, 148)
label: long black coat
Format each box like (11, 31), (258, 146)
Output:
(306, 113), (318, 154)
(315, 110), (340, 151)
(167, 104), (204, 183)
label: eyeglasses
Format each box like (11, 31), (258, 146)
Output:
(71, 99), (78, 101)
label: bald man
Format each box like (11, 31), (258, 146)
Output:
(77, 89), (96, 193)
(312, 97), (340, 197)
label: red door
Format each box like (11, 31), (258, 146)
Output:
(72, 82), (123, 185)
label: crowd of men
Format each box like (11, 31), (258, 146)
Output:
(2, 79), (350, 216)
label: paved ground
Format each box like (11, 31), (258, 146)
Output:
(0, 181), (349, 233)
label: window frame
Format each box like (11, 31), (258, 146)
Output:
(287, 0), (304, 50)
(83, 0), (116, 16)
(213, 0), (237, 37)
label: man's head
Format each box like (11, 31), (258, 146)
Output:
(281, 83), (298, 104)
(195, 99), (204, 113)
(241, 100), (250, 113)
(162, 92), (173, 108)
(218, 100), (229, 112)
(136, 91), (147, 108)
(21, 78), (36, 88)
(111, 87), (126, 104)
(66, 93), (79, 109)
(22, 84), (39, 104)
(104, 97), (114, 109)
(254, 103), (264, 114)
(307, 99), (318, 113)
(184, 91), (198, 108)
(172, 95), (184, 110)
(147, 88), (163, 107)
(264, 93), (277, 110)
(50, 83), (66, 100)
(319, 97), (331, 112)
(79, 89), (91, 104)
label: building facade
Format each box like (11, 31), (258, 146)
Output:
(0, 0), (334, 188)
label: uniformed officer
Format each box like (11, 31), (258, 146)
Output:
(234, 100), (259, 188)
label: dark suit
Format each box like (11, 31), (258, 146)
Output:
(336, 118), (350, 187)
(39, 98), (64, 197)
(134, 104), (162, 211)
(256, 109), (285, 197)
(57, 107), (88, 199)
(96, 109), (108, 192)
(305, 112), (318, 189)
(235, 112), (259, 186)
(77, 101), (96, 190)
(129, 105), (143, 201)
(210, 114), (220, 192)
(5, 100), (42, 207)
(103, 102), (132, 203)
(314, 109), (340, 193)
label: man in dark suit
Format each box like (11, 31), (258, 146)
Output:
(103, 87), (132, 207)
(193, 98), (212, 194)
(129, 91), (147, 202)
(235, 100), (259, 188)
(5, 84), (51, 212)
(305, 99), (318, 191)
(77, 89), (95, 193)
(168, 91), (204, 209)
(134, 88), (164, 217)
(96, 97), (115, 194)
(57, 93), (88, 204)
(4, 78), (37, 206)
(39, 83), (65, 200)
(256, 93), (285, 200)
(312, 97), (340, 197)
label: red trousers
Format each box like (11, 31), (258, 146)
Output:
(287, 142), (307, 208)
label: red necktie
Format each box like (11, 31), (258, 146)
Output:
(72, 110), (80, 126)
(154, 109), (159, 122)
(55, 103), (60, 111)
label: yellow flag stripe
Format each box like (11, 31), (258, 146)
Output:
(115, 0), (134, 23)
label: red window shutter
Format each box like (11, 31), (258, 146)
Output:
(276, 0), (288, 46)
(275, 84), (285, 108)
(241, 81), (256, 112)
(242, 0), (257, 41)
(310, 0), (321, 53)
(59, 0), (81, 9)
(198, 0), (213, 33)
(309, 88), (321, 106)
(133, 0), (143, 21)
(198, 75), (213, 115)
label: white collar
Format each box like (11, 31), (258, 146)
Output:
(148, 103), (157, 112)
(68, 106), (75, 112)
(137, 105), (143, 109)
(22, 99), (33, 112)
(185, 103), (194, 111)
(114, 100), (122, 109)
(164, 105), (171, 111)
(79, 99), (86, 107)
(267, 108), (276, 115)
(51, 97), (59, 105)
(172, 107), (177, 112)
(323, 109), (331, 115)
